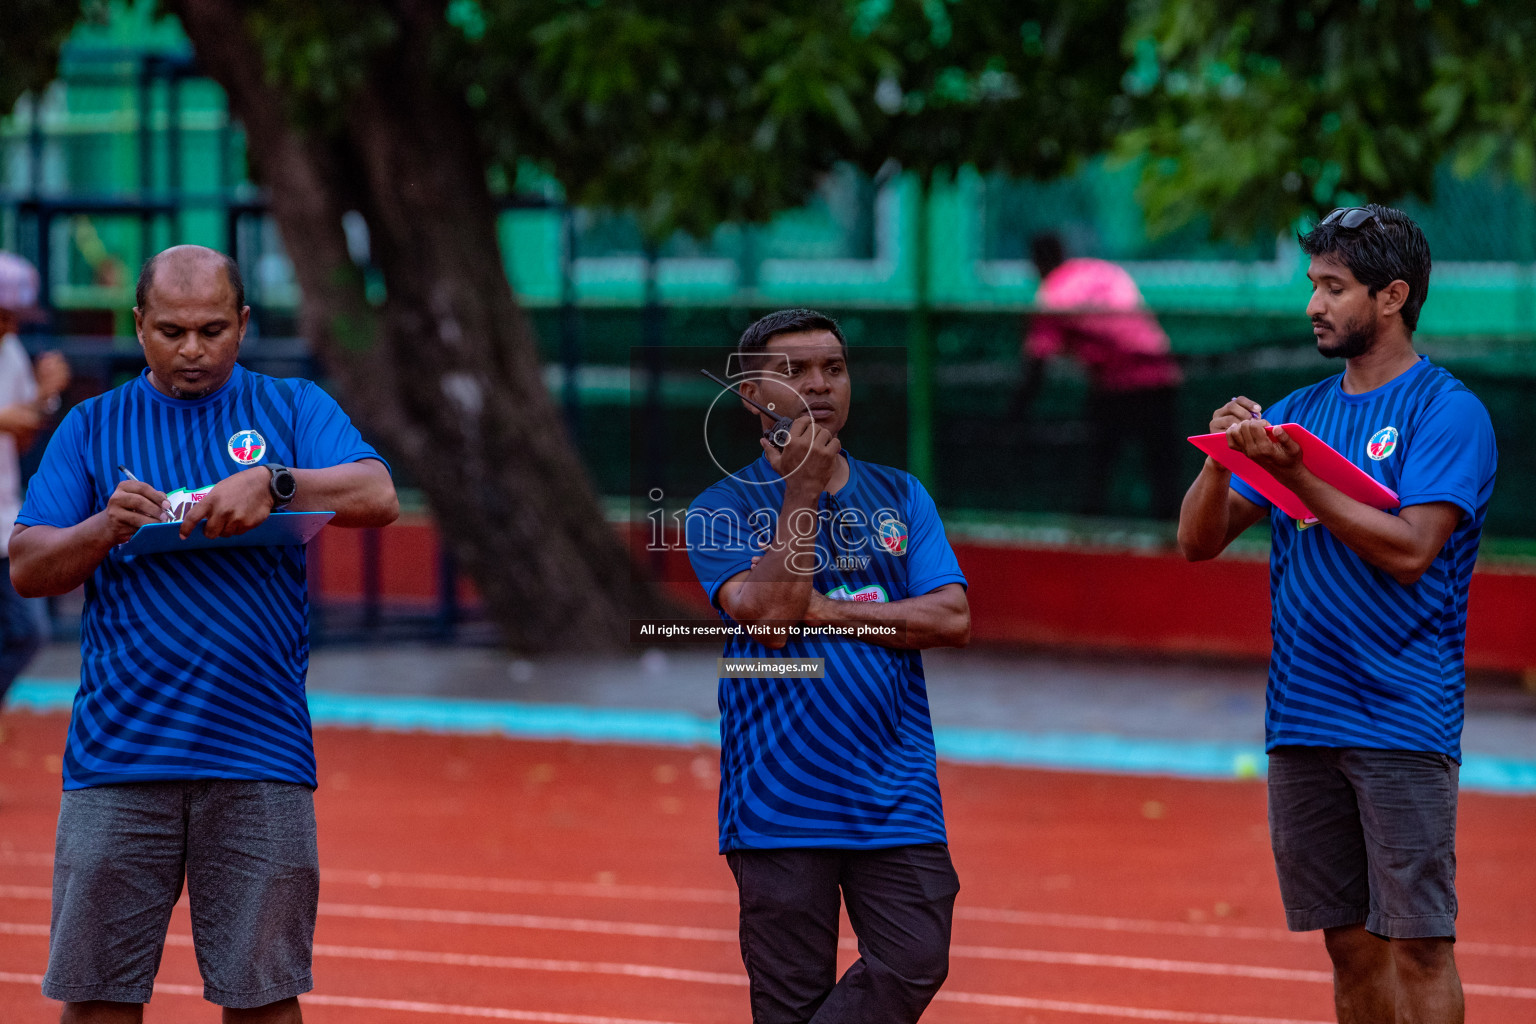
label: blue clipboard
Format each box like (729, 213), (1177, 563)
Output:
(119, 511), (335, 556)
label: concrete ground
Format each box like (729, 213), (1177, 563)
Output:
(25, 640), (1536, 762)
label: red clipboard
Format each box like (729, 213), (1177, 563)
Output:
(1188, 423), (1398, 521)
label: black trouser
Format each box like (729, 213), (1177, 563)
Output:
(725, 844), (960, 1024)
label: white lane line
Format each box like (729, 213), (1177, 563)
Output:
(0, 851), (52, 868)
(4, 933), (1535, 1012)
(5, 850), (1535, 959)
(290, 994), (700, 1024)
(0, 924), (747, 987)
(0, 972), (695, 1024)
(8, 896), (1536, 1000)
(6, 877), (1536, 990)
(0, 886), (50, 901)
(0, 922), (48, 937)
(949, 945), (1536, 1000)
(952, 943), (1330, 983)
(958, 906), (1307, 944)
(0, 972), (1340, 1024)
(322, 868), (736, 905)
(318, 902), (738, 942)
(308, 942), (747, 987)
(936, 990), (1332, 1024)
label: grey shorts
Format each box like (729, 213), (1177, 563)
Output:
(1267, 746), (1458, 939)
(43, 779), (319, 1008)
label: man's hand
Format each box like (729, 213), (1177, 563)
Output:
(181, 466), (272, 539)
(1196, 396), (1267, 477)
(763, 414), (840, 492)
(105, 480), (171, 544)
(1179, 397), (1271, 561)
(803, 589), (836, 626)
(1226, 419), (1304, 480)
(1211, 396), (1263, 433)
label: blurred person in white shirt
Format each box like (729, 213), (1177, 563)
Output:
(0, 252), (70, 730)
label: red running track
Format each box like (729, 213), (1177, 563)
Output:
(2, 711), (1533, 1023)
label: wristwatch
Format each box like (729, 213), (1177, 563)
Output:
(266, 463), (297, 509)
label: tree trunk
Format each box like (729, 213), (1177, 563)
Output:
(171, 0), (673, 651)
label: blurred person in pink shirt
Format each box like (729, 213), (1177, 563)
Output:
(1014, 233), (1183, 518)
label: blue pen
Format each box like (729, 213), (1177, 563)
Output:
(1230, 397), (1261, 419)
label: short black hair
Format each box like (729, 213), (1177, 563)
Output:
(136, 247), (246, 312)
(737, 308), (847, 361)
(1299, 204), (1432, 332)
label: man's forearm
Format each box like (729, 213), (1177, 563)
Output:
(289, 460), (399, 527)
(805, 585), (970, 650)
(1178, 460), (1239, 560)
(9, 518), (116, 597)
(728, 482), (823, 625)
(1282, 467), (1447, 584)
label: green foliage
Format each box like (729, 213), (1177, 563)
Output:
(229, 0), (1133, 241)
(0, 0), (92, 116)
(244, 1), (400, 127)
(448, 0), (890, 240)
(852, 0), (1131, 182)
(10, 0), (1536, 249)
(1123, 0), (1536, 240)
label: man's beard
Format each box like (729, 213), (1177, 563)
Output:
(1316, 317), (1376, 360)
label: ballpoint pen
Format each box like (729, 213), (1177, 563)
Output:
(118, 465), (172, 521)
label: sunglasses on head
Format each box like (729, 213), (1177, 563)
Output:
(1321, 207), (1380, 230)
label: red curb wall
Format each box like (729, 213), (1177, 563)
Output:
(307, 515), (1536, 672)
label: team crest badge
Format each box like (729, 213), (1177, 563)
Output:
(1367, 426), (1398, 461)
(877, 518), (908, 556)
(227, 429), (267, 465)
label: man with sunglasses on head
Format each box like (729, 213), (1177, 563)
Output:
(1178, 205), (1495, 1023)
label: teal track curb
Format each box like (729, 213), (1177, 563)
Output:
(9, 678), (1535, 793)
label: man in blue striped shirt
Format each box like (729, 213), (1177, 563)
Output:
(688, 309), (970, 1023)
(1179, 206), (1496, 1023)
(11, 245), (399, 1024)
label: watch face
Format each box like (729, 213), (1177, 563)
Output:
(271, 468), (297, 502)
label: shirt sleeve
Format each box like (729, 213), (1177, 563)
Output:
(1395, 388), (1497, 520)
(16, 406), (96, 528)
(293, 381), (389, 471)
(901, 476), (967, 596)
(685, 487), (763, 608)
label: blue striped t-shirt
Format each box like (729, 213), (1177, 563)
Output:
(18, 364), (385, 790)
(687, 453), (968, 852)
(1231, 356), (1497, 760)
